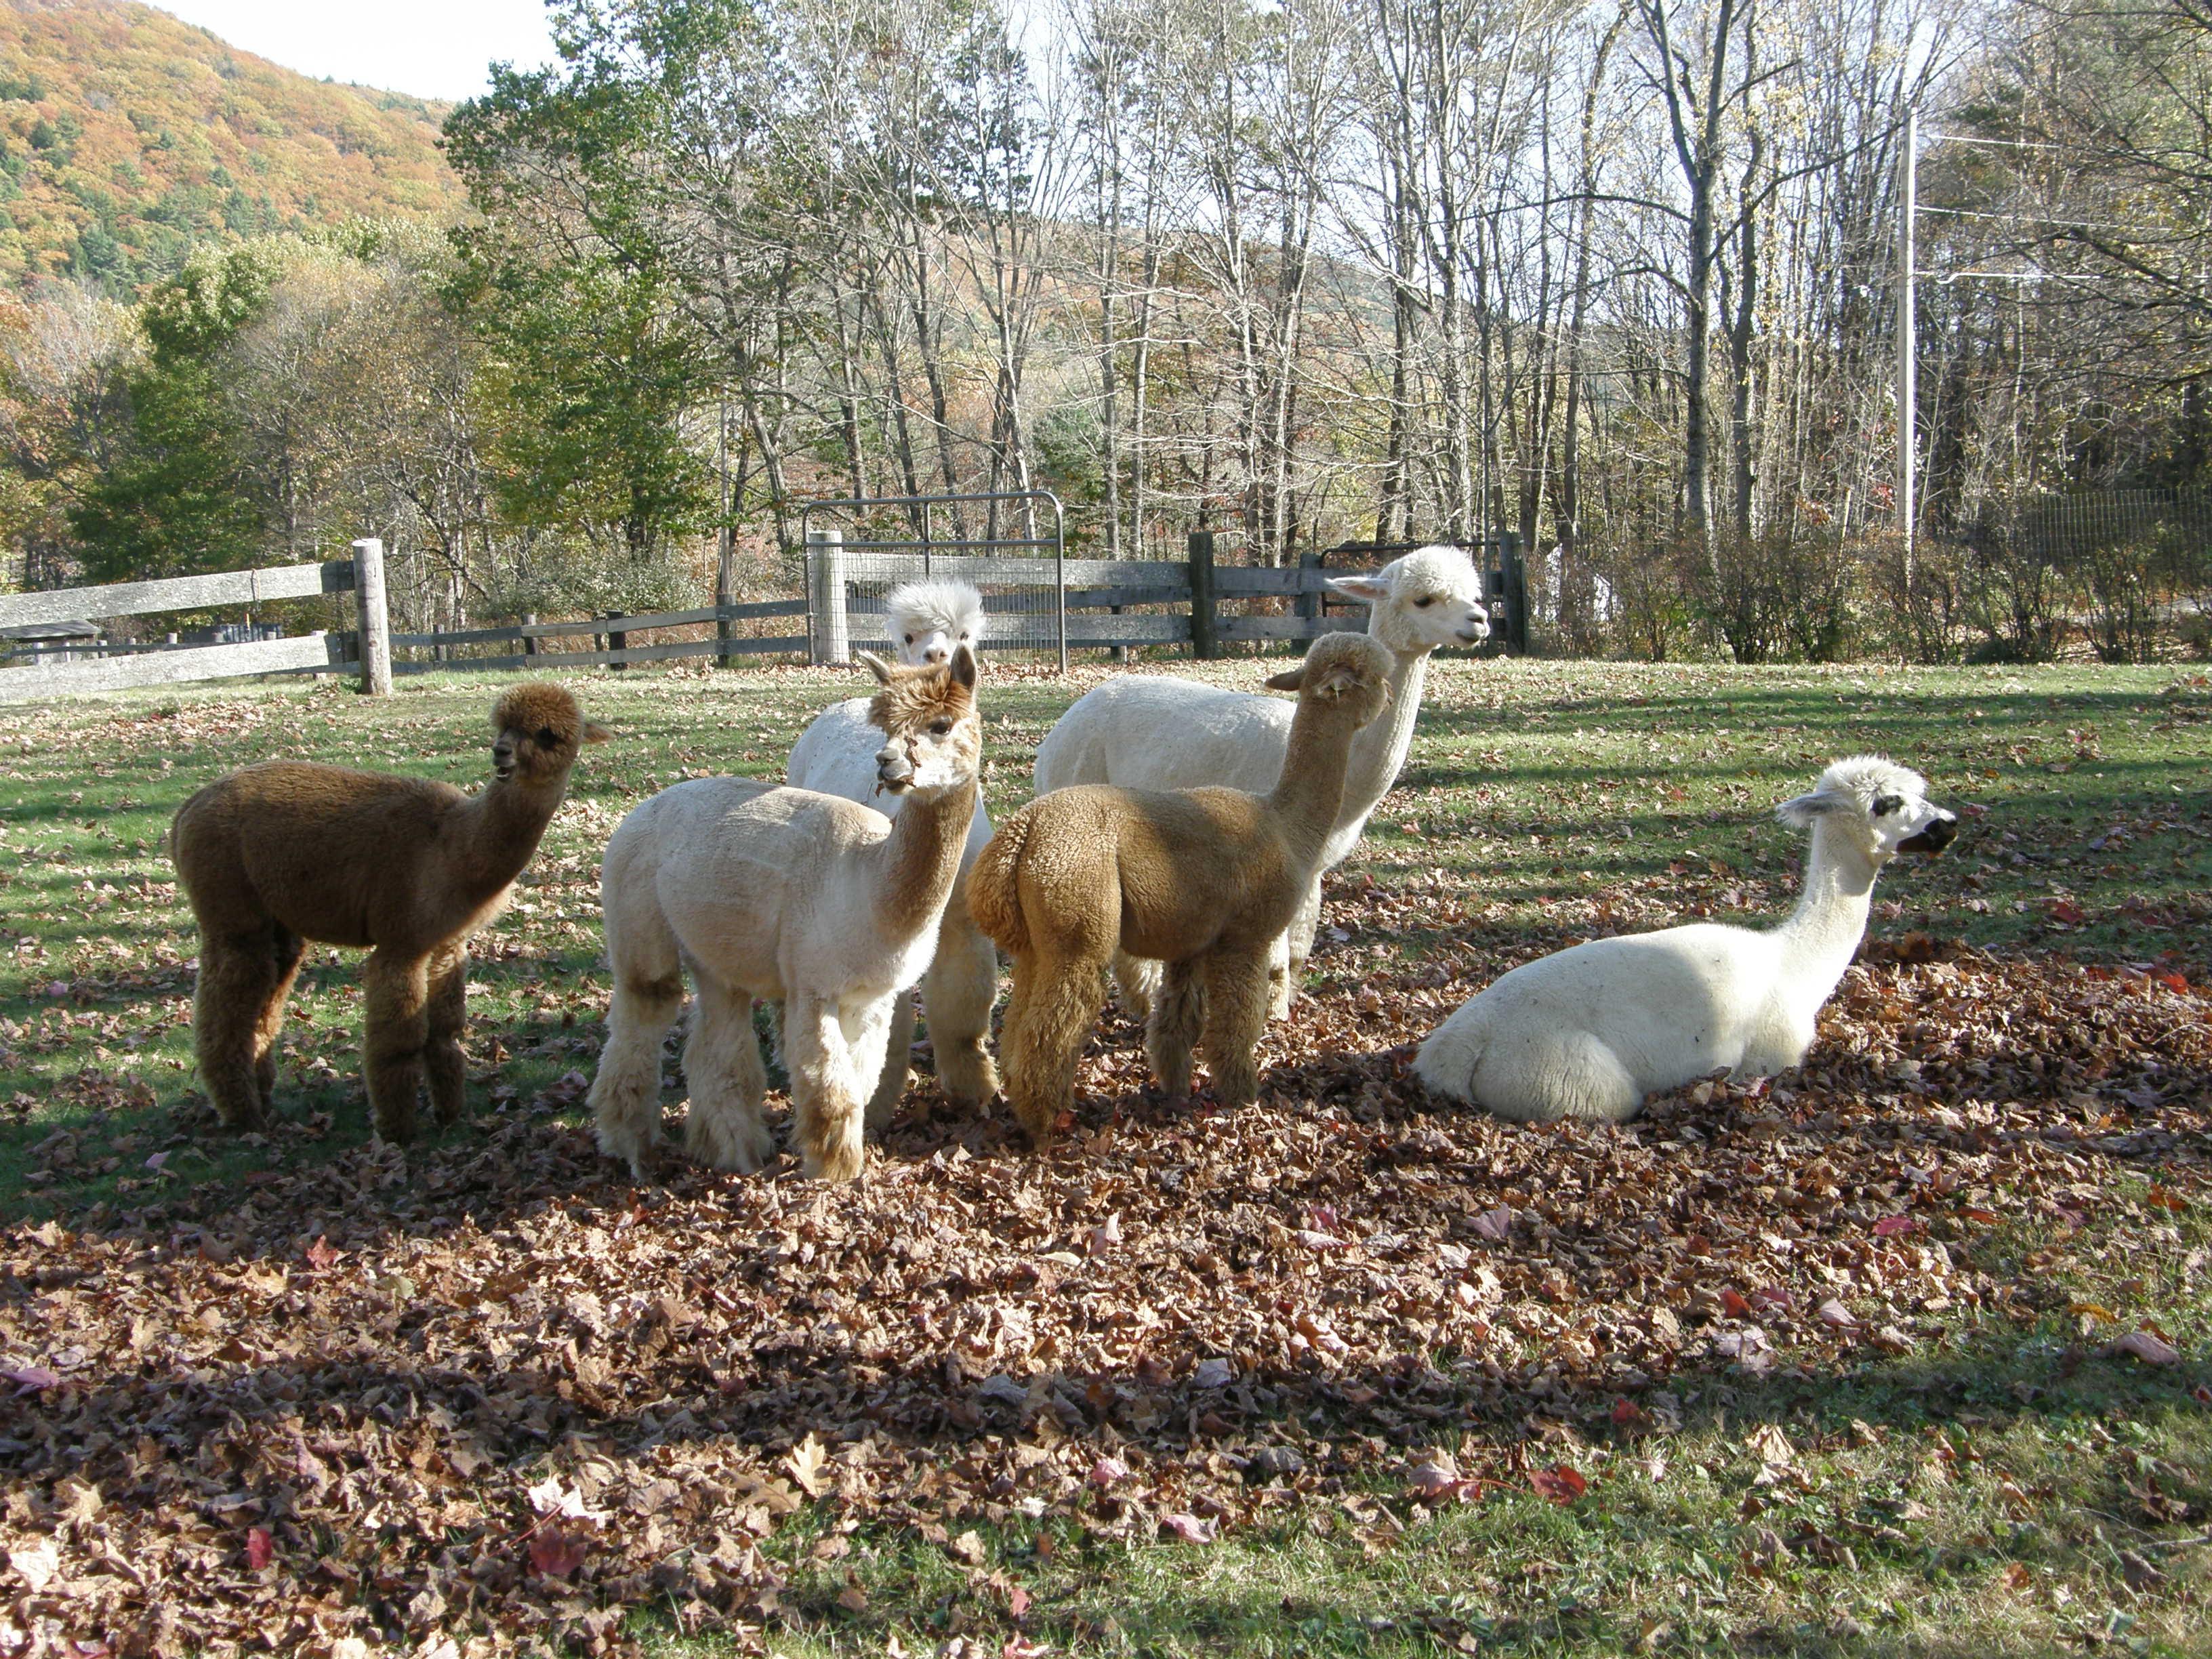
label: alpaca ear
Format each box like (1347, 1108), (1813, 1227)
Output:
(1264, 663), (1305, 691)
(582, 721), (613, 744)
(1776, 790), (1846, 827)
(1324, 575), (1392, 606)
(855, 650), (893, 684)
(949, 642), (979, 689)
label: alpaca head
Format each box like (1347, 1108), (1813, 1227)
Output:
(489, 683), (611, 784)
(1325, 546), (1490, 655)
(1778, 756), (1957, 863)
(1263, 632), (1397, 731)
(884, 579), (986, 666)
(855, 643), (982, 798)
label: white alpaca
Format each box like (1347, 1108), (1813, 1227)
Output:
(1414, 757), (1959, 1124)
(1034, 546), (1489, 1019)
(588, 647), (982, 1183)
(786, 579), (998, 1116)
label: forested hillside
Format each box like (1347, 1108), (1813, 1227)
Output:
(0, 0), (459, 291)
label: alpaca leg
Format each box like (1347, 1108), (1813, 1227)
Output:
(361, 949), (431, 1143)
(862, 988), (916, 1132)
(682, 973), (775, 1172)
(253, 926), (304, 1115)
(1200, 947), (1273, 1109)
(1144, 959), (1205, 1099)
(588, 918), (687, 1177)
(1004, 952), (1105, 1143)
(1271, 876), (1326, 1020)
(193, 933), (277, 1130)
(424, 942), (470, 1129)
(842, 995), (899, 1121)
(922, 906), (1000, 1106)
(786, 994), (867, 1182)
(1111, 950), (1162, 1025)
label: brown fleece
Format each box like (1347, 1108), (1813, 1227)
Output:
(968, 632), (1393, 1140)
(171, 682), (608, 1140)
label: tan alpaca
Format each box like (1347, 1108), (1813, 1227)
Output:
(588, 647), (982, 1183)
(969, 632), (1393, 1139)
(170, 684), (609, 1141)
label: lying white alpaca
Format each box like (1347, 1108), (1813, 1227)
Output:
(786, 579), (998, 1117)
(1414, 756), (1959, 1124)
(589, 647), (981, 1182)
(1035, 546), (1488, 1020)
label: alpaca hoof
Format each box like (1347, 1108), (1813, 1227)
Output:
(595, 1122), (657, 1179)
(373, 1105), (419, 1145)
(935, 1044), (1000, 1108)
(801, 1141), (866, 1183)
(1266, 976), (1294, 1023)
(684, 1108), (776, 1174)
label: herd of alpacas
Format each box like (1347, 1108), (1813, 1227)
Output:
(168, 549), (1959, 1179)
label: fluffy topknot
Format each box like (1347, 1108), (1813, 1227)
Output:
(492, 682), (586, 745)
(884, 579), (987, 660)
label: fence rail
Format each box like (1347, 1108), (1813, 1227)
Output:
(0, 548), (378, 704)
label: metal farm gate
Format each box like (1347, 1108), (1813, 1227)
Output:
(800, 491), (1069, 672)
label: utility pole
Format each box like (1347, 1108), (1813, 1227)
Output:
(1897, 106), (1917, 577)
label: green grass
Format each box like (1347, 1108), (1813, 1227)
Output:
(3, 656), (2210, 1657)
(5, 657), (2209, 1210)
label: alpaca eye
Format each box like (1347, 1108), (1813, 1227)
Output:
(537, 727), (556, 746)
(904, 634), (915, 644)
(1872, 794), (1902, 816)
(1413, 596), (1435, 607)
(929, 719), (954, 736)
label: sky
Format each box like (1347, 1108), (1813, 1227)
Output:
(152, 0), (560, 104)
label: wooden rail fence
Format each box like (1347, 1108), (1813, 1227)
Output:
(0, 531), (1511, 703)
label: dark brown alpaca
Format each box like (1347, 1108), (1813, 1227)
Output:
(170, 684), (608, 1141)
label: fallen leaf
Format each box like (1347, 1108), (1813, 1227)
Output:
(1160, 1512), (1218, 1543)
(1818, 1298), (1860, 1329)
(1470, 1206), (1513, 1242)
(2110, 1330), (2181, 1366)
(8, 1540), (59, 1591)
(785, 1433), (828, 1496)
(1529, 1465), (1587, 1504)
(527, 1523), (591, 1580)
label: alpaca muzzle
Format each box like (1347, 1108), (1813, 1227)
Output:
(1458, 611), (1492, 644)
(1898, 813), (1958, 855)
(875, 744), (916, 794)
(492, 739), (517, 780)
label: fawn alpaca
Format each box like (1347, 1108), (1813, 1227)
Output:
(590, 647), (982, 1182)
(969, 632), (1393, 1139)
(170, 684), (607, 1139)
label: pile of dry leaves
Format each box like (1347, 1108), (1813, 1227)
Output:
(3, 926), (2208, 1657)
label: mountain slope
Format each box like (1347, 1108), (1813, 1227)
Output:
(0, 0), (462, 291)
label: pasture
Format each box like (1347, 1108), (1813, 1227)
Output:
(3, 657), (2209, 1658)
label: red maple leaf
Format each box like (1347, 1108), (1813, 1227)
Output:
(1530, 1465), (1588, 1504)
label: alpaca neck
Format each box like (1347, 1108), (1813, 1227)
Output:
(870, 776), (977, 943)
(1772, 817), (1881, 1008)
(1333, 638), (1429, 842)
(1267, 701), (1368, 872)
(453, 775), (568, 897)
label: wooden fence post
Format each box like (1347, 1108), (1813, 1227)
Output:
(808, 527), (850, 664)
(1500, 532), (1528, 654)
(606, 612), (628, 671)
(352, 537), (392, 696)
(1296, 550), (1321, 631)
(716, 523), (736, 669)
(1187, 529), (1216, 660)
